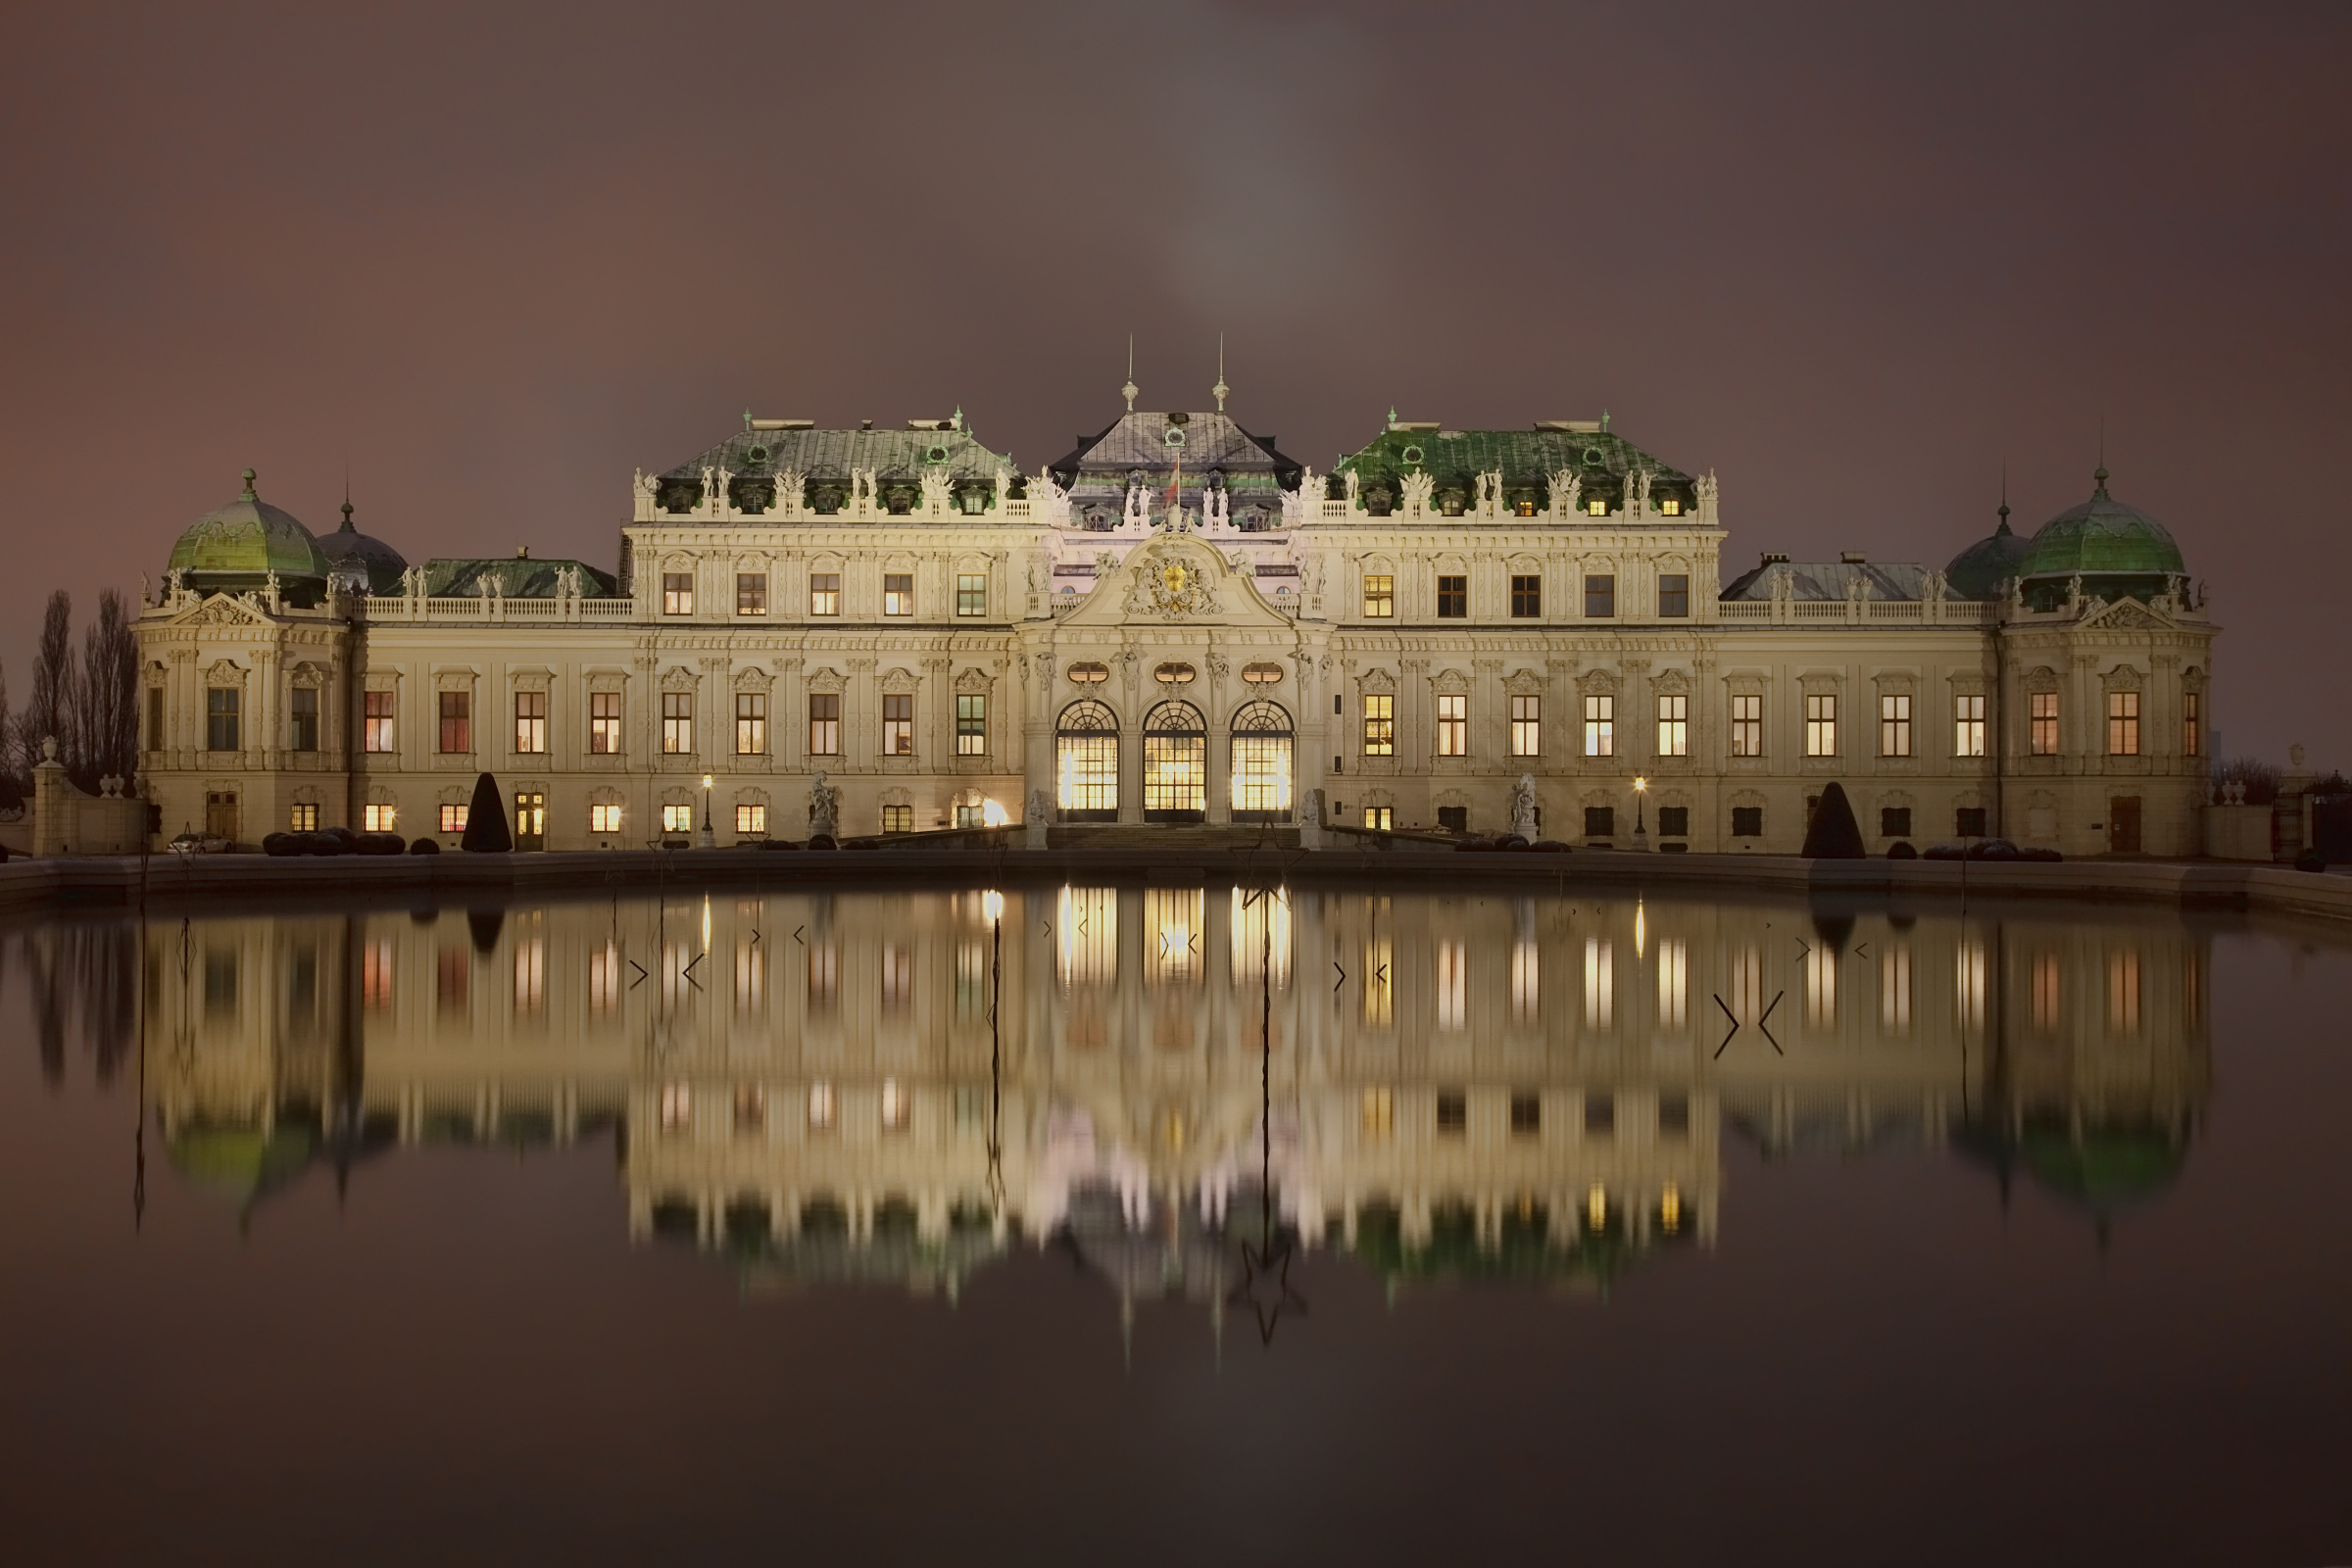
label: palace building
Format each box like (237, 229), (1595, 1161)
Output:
(132, 385), (2216, 856)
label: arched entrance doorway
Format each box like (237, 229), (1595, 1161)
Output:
(1143, 701), (1206, 822)
(1230, 700), (1295, 822)
(1055, 700), (1119, 821)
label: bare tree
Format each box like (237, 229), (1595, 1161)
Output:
(0, 660), (19, 808)
(19, 592), (74, 783)
(75, 590), (138, 791)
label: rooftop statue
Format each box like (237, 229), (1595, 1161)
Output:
(1550, 468), (1581, 518)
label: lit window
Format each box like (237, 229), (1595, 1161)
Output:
(2031, 691), (2059, 755)
(289, 687), (318, 752)
(363, 804), (396, 832)
(2182, 691), (2200, 758)
(514, 690), (546, 754)
(1362, 806), (1392, 830)
(1584, 694), (1615, 758)
(1658, 497), (1683, 515)
(1586, 497), (1607, 515)
(1805, 694), (1838, 757)
(662, 691), (692, 754)
(439, 804), (467, 833)
(808, 693), (840, 755)
(1242, 662), (1283, 684)
(2107, 691), (2140, 756)
(662, 572), (694, 615)
(1731, 694), (1762, 757)
(1880, 693), (1912, 757)
(288, 803), (318, 831)
(662, 804), (693, 834)
(1583, 574), (1614, 617)
(590, 691), (621, 754)
(1437, 574), (1467, 618)
(736, 573), (766, 614)
(736, 803), (765, 835)
(1656, 694), (1688, 757)
(1066, 662), (1109, 684)
(438, 691), (470, 754)
(1658, 574), (1690, 617)
(590, 803), (622, 834)
(882, 804), (913, 833)
(1511, 695), (1541, 757)
(1363, 573), (1394, 618)
(956, 573), (987, 616)
(808, 572), (841, 615)
(205, 687), (241, 752)
(1954, 693), (1985, 758)
(882, 694), (913, 756)
(884, 573), (913, 615)
(1362, 694), (1394, 756)
(1436, 693), (1467, 757)
(956, 694), (987, 755)
(1511, 574), (1542, 617)
(735, 692), (765, 755)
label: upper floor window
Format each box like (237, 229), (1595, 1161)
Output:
(1362, 694), (1395, 756)
(206, 687), (240, 752)
(882, 693), (914, 755)
(1512, 575), (1542, 617)
(2031, 692), (2059, 755)
(956, 573), (987, 617)
(1436, 694), (1467, 757)
(1730, 694), (1762, 757)
(736, 573), (766, 615)
(1583, 574), (1614, 618)
(808, 693), (841, 756)
(662, 691), (692, 754)
(1955, 694), (1985, 758)
(1658, 574), (1690, 617)
(1436, 574), (1467, 618)
(364, 690), (395, 753)
(590, 692), (621, 754)
(2107, 691), (2140, 756)
(662, 572), (694, 615)
(1657, 694), (1688, 758)
(146, 687), (165, 753)
(1805, 694), (1838, 757)
(884, 573), (913, 616)
(438, 691), (470, 754)
(1363, 573), (1394, 618)
(809, 572), (841, 616)
(736, 692), (765, 755)
(1880, 694), (1912, 758)
(1510, 695), (1540, 757)
(514, 691), (547, 754)
(1583, 695), (1615, 758)
(956, 695), (987, 755)
(289, 687), (318, 753)
(2183, 691), (2201, 758)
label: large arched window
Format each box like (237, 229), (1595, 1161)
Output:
(1230, 700), (1295, 821)
(1056, 700), (1120, 820)
(1144, 701), (1206, 822)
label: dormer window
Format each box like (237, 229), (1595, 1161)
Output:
(1587, 498), (1608, 515)
(1659, 498), (1683, 516)
(1515, 498), (1539, 516)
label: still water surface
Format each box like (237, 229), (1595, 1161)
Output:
(2, 883), (2348, 1564)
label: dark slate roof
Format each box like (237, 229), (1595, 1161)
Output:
(1335, 424), (1693, 508)
(317, 502), (410, 597)
(1050, 411), (1304, 499)
(1943, 517), (2032, 601)
(1720, 561), (1931, 602)
(420, 557), (617, 598)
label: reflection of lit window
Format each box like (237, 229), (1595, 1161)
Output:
(881, 1078), (908, 1131)
(1362, 935), (1394, 1027)
(1956, 942), (1985, 1030)
(514, 940), (544, 1012)
(1730, 946), (1761, 1020)
(1656, 938), (1688, 1028)
(1805, 944), (1837, 1026)
(1360, 1087), (1393, 1139)
(1661, 1184), (1682, 1234)
(437, 947), (467, 1012)
(735, 941), (764, 1012)
(1147, 887), (1202, 987)
(734, 1084), (764, 1135)
(1880, 945), (1912, 1034)
(589, 942), (620, 1014)
(1511, 940), (1539, 1024)
(1584, 938), (1614, 1030)
(956, 943), (988, 1022)
(1509, 1093), (1541, 1137)
(2108, 949), (2141, 1035)
(1056, 887), (1117, 988)
(1587, 1184), (1608, 1228)
(1230, 887), (1291, 989)
(1437, 941), (1468, 1030)
(807, 1081), (835, 1131)
(2032, 953), (2060, 1032)
(881, 945), (913, 1012)
(808, 944), (837, 1011)
(363, 939), (394, 1011)
(661, 1081), (691, 1132)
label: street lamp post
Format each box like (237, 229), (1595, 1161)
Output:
(699, 772), (715, 849)
(1632, 775), (1651, 852)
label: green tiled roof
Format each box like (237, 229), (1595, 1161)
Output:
(167, 475), (328, 583)
(421, 558), (617, 598)
(1334, 424), (1693, 512)
(2018, 481), (2185, 582)
(658, 422), (1015, 514)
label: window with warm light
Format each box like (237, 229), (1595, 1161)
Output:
(510, 690), (545, 754)
(1805, 694), (1838, 757)
(882, 694), (913, 755)
(1436, 694), (1467, 756)
(1363, 806), (1391, 830)
(1583, 695), (1614, 758)
(2107, 691), (2140, 756)
(2030, 692), (2059, 755)
(808, 693), (840, 756)
(882, 804), (913, 833)
(735, 804), (765, 835)
(1586, 497), (1607, 515)
(662, 692), (692, 754)
(956, 572), (987, 616)
(735, 692), (765, 755)
(883, 573), (913, 615)
(1954, 694), (1985, 758)
(1880, 694), (1912, 757)
(736, 573), (766, 615)
(437, 691), (470, 754)
(590, 691), (620, 754)
(288, 802), (318, 831)
(1363, 573), (1394, 618)
(662, 572), (693, 614)
(1362, 694), (1394, 756)
(1511, 695), (1541, 757)
(2182, 691), (2201, 758)
(1731, 694), (1761, 757)
(439, 804), (467, 833)
(956, 695), (987, 756)
(364, 804), (395, 832)
(1658, 497), (1683, 516)
(662, 805), (692, 834)
(808, 572), (840, 615)
(1656, 694), (1688, 757)
(590, 803), (622, 834)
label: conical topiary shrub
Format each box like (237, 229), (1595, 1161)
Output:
(1800, 781), (1866, 858)
(461, 771), (513, 853)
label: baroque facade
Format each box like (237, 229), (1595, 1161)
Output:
(132, 392), (2217, 856)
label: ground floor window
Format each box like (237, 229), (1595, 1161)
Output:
(289, 803), (318, 831)
(1056, 700), (1120, 819)
(662, 804), (693, 834)
(1731, 806), (1763, 837)
(363, 804), (395, 832)
(1144, 701), (1206, 820)
(439, 804), (467, 833)
(882, 804), (913, 833)
(736, 804), (766, 835)
(590, 804), (622, 834)
(1230, 701), (1294, 820)
(1363, 806), (1392, 831)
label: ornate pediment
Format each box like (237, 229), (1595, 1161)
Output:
(1359, 667), (1396, 696)
(880, 666), (919, 695)
(2082, 597), (2170, 631)
(733, 663), (771, 691)
(1504, 667), (1546, 697)
(205, 658), (246, 683)
(1577, 667), (1619, 696)
(806, 666), (845, 695)
(1651, 667), (1691, 697)
(2102, 662), (2145, 691)
(953, 665), (993, 693)
(1431, 667), (1471, 695)
(172, 593), (273, 628)
(1059, 537), (1294, 630)
(659, 665), (698, 691)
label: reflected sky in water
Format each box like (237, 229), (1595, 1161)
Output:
(2, 883), (2348, 1564)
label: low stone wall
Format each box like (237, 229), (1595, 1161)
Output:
(2201, 804), (2274, 861)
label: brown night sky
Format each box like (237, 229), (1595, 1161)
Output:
(2, 2), (2344, 764)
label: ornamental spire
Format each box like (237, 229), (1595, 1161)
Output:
(1121, 336), (1138, 413)
(1212, 333), (1229, 412)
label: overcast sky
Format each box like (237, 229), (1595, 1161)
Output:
(3, 1), (2344, 762)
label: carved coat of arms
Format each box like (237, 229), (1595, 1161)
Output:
(1143, 554), (1214, 618)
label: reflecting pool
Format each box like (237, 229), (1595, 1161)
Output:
(3, 884), (2349, 1564)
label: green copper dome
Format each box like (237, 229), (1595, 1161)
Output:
(167, 469), (329, 592)
(1943, 510), (2032, 600)
(2013, 469), (2185, 611)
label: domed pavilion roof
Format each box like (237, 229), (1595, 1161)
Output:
(2018, 470), (2184, 581)
(316, 498), (410, 596)
(167, 470), (329, 594)
(1943, 506), (2033, 600)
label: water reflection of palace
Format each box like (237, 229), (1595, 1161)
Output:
(135, 887), (2209, 1310)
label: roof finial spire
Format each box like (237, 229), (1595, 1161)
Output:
(1600, 410), (1611, 432)
(2094, 421), (2109, 499)
(240, 466), (257, 499)
(340, 466), (355, 532)
(1212, 333), (1228, 412)
(1122, 336), (1138, 413)
(1997, 461), (2010, 533)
